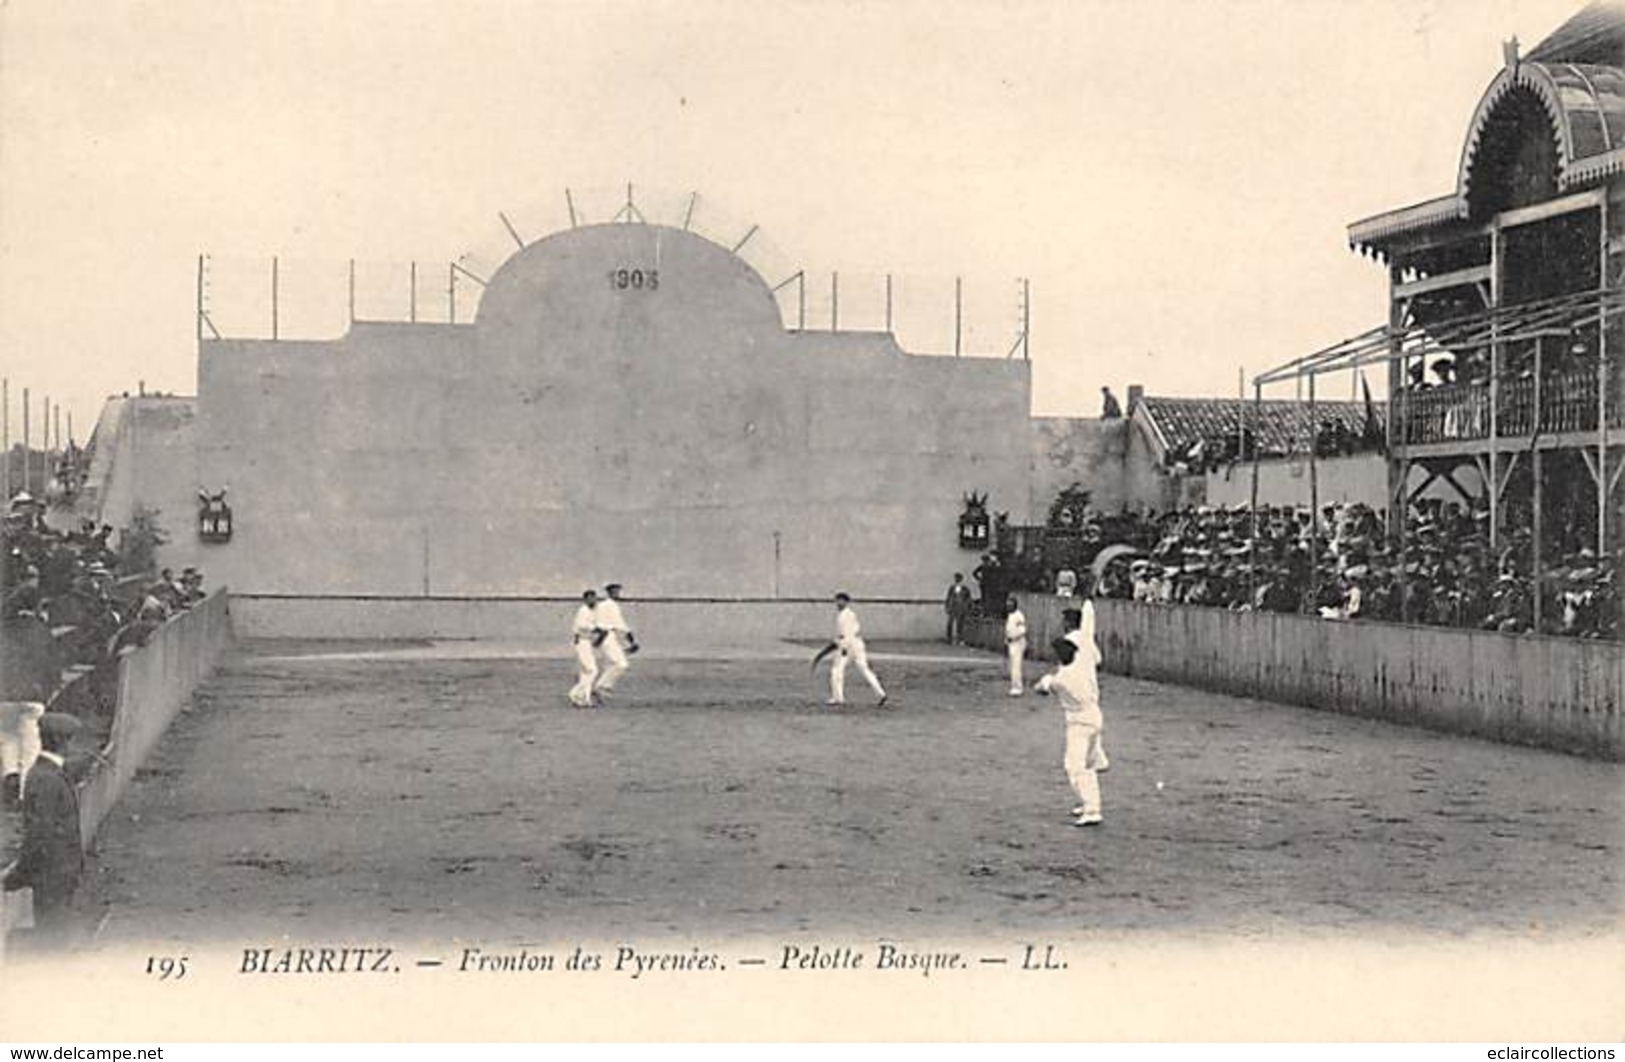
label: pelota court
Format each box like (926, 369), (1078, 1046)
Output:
(85, 637), (1622, 946)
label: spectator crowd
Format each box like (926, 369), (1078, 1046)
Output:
(2, 492), (208, 805)
(972, 498), (1617, 641)
(3, 493), (207, 659)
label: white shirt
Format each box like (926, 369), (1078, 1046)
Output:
(595, 598), (628, 633)
(1068, 599), (1103, 665)
(571, 604), (598, 639)
(1005, 610), (1027, 642)
(1035, 659), (1101, 725)
(836, 607), (862, 647)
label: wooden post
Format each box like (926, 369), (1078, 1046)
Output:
(2, 377), (9, 503)
(954, 277), (963, 357)
(1308, 373), (1320, 600)
(831, 272), (839, 332)
(271, 256), (279, 341)
(1532, 336), (1543, 634)
(21, 388), (30, 496)
(1249, 380), (1262, 605)
(1023, 277), (1031, 361)
(448, 263), (457, 325)
(1597, 199), (1609, 558)
(1489, 223), (1502, 549)
(196, 254), (206, 343)
(1388, 263), (1409, 619)
(410, 261), (418, 324)
(348, 259), (357, 325)
(885, 274), (894, 334)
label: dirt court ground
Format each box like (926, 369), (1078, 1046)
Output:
(88, 637), (1623, 945)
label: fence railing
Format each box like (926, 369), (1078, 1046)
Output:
(200, 252), (1031, 359)
(1397, 367), (1619, 444)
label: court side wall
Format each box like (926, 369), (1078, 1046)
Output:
(78, 591), (235, 843)
(981, 594), (1622, 760)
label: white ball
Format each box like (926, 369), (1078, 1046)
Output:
(1155, 781), (1164, 791)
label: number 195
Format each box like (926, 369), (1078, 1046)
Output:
(146, 954), (189, 980)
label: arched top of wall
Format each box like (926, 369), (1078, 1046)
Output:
(474, 223), (785, 369)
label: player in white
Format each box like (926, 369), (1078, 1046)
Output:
(1004, 595), (1027, 696)
(592, 582), (639, 699)
(1034, 636), (1109, 827)
(568, 588), (603, 708)
(818, 592), (888, 707)
(1062, 575), (1103, 668)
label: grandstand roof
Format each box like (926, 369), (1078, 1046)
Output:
(1134, 395), (1384, 462)
(1527, 2), (1625, 64)
(1348, 3), (1625, 254)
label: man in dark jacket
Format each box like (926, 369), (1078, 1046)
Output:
(4, 712), (84, 947)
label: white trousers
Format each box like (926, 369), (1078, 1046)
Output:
(1008, 638), (1026, 693)
(1064, 720), (1108, 818)
(596, 636), (629, 692)
(0, 701), (44, 781)
(569, 641), (599, 706)
(831, 639), (885, 703)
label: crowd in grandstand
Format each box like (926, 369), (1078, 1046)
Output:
(975, 499), (1617, 641)
(2, 492), (207, 674)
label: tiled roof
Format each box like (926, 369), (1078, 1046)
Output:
(1527, 3), (1625, 65)
(1137, 396), (1386, 459)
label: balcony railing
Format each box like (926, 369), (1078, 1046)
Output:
(1396, 368), (1621, 446)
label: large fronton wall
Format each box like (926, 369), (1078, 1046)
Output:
(197, 224), (1034, 599)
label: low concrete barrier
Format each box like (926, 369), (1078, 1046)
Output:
(78, 591), (235, 842)
(230, 593), (947, 644)
(977, 594), (1623, 761)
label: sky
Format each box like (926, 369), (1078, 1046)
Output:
(0, 0), (1590, 441)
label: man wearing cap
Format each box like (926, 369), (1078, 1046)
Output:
(3, 712), (84, 946)
(592, 583), (638, 700)
(568, 589), (603, 708)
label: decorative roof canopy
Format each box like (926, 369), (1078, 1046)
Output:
(1348, 4), (1625, 256)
